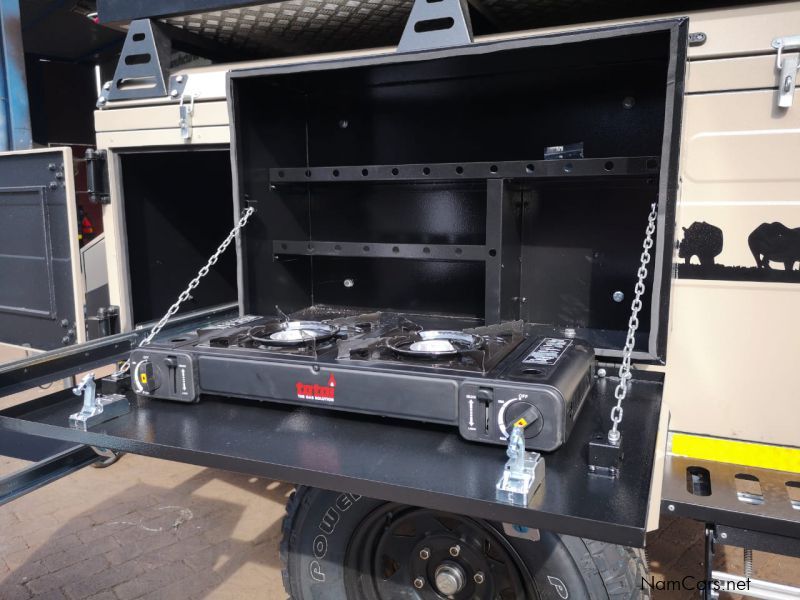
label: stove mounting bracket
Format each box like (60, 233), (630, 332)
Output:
(398, 0), (474, 53)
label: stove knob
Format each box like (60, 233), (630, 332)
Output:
(499, 399), (544, 439)
(133, 360), (159, 394)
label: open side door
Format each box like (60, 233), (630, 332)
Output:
(0, 148), (85, 350)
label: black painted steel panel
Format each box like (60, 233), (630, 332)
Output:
(0, 150), (77, 349)
(0, 377), (662, 547)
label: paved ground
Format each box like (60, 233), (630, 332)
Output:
(0, 453), (798, 600)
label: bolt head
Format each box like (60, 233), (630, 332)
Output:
(103, 81), (111, 90)
(449, 545), (460, 557)
(597, 368), (607, 378)
(474, 572), (485, 585)
(413, 577), (424, 589)
(97, 97), (106, 104)
(419, 548), (430, 560)
(176, 75), (184, 83)
(170, 89), (178, 98)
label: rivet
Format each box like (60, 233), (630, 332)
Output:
(597, 368), (607, 378)
(667, 504), (675, 512)
(170, 89), (178, 98)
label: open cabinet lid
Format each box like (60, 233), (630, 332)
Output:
(0, 148), (85, 350)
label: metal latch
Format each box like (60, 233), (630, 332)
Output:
(179, 93), (196, 140)
(84, 149), (109, 204)
(772, 35), (800, 108)
(69, 373), (130, 431)
(495, 424), (544, 506)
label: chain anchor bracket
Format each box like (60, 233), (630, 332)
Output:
(68, 373), (130, 431)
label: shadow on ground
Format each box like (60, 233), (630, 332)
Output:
(0, 466), (294, 600)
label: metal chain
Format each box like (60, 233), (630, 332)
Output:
(116, 206), (255, 374)
(607, 202), (658, 445)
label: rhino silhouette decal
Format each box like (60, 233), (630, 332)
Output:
(678, 221), (723, 266)
(748, 222), (800, 271)
(677, 220), (800, 283)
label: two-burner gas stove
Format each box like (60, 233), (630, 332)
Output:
(129, 309), (594, 451)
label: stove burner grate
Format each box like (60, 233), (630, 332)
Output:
(387, 330), (486, 359)
(245, 320), (340, 347)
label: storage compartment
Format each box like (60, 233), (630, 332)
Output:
(119, 149), (237, 325)
(231, 22), (685, 360)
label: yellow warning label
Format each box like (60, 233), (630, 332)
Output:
(515, 417), (528, 428)
(139, 373), (148, 384)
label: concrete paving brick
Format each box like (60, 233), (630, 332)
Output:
(0, 509), (21, 528)
(0, 536), (29, 556)
(3, 516), (60, 540)
(26, 555), (109, 595)
(16, 534), (81, 564)
(84, 593), (118, 600)
(140, 569), (225, 600)
(113, 560), (194, 600)
(41, 534), (119, 574)
(62, 562), (149, 600)
(0, 582), (33, 600)
(7, 559), (49, 586)
(29, 589), (67, 600)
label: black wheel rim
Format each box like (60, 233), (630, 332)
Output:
(343, 505), (537, 600)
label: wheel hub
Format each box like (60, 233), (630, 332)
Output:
(343, 506), (537, 600)
(434, 562), (465, 595)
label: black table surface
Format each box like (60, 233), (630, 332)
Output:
(0, 376), (662, 547)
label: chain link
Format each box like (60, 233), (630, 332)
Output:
(607, 202), (658, 445)
(116, 206), (255, 374)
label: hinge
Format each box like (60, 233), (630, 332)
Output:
(772, 35), (800, 109)
(85, 149), (110, 205)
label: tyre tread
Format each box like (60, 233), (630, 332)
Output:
(584, 539), (650, 599)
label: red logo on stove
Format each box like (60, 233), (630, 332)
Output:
(295, 373), (336, 403)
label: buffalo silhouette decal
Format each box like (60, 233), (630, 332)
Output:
(678, 221), (800, 283)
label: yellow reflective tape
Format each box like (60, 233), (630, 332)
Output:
(515, 417), (528, 428)
(672, 433), (800, 474)
(139, 373), (148, 384)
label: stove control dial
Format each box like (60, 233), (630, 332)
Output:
(133, 359), (160, 394)
(497, 396), (544, 439)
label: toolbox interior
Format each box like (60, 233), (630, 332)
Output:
(229, 25), (681, 359)
(120, 149), (238, 325)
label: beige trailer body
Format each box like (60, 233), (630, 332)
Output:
(95, 2), (800, 454)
